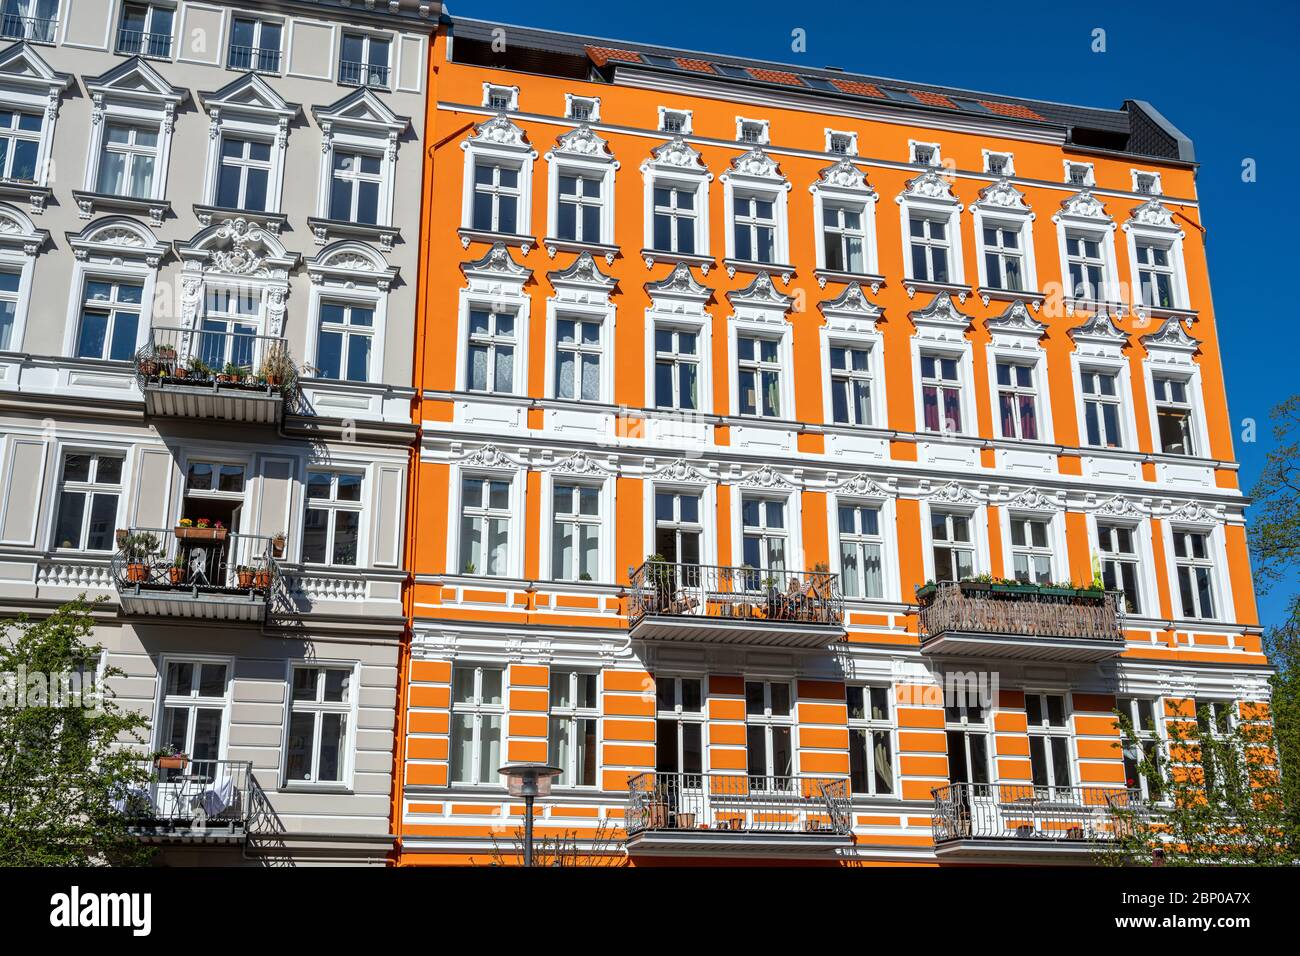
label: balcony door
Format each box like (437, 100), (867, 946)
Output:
(197, 287), (261, 374)
(181, 460), (248, 588)
(653, 490), (703, 603)
(154, 660), (230, 819)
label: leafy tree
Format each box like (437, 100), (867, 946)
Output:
(0, 599), (154, 866)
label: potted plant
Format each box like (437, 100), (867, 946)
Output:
(253, 563), (272, 590)
(187, 357), (212, 380)
(271, 533), (286, 557)
(958, 574), (995, 595)
(236, 565), (255, 588)
(167, 554), (186, 585)
(258, 341), (296, 391)
(137, 354), (159, 377)
(915, 580), (938, 602)
(121, 532), (159, 583)
(115, 528), (129, 548)
(155, 747), (189, 771)
(463, 561), (476, 575)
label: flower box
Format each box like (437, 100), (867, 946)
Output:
(175, 526), (227, 542)
(156, 754), (189, 771)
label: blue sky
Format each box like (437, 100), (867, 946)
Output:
(451, 0), (1300, 629)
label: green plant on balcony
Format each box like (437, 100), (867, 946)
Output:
(121, 532), (160, 583)
(257, 341), (296, 393)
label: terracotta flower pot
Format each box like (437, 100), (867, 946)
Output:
(126, 563), (149, 583)
(237, 570), (254, 588)
(156, 755), (189, 770)
(175, 526), (227, 542)
(168, 566), (185, 585)
(253, 569), (271, 589)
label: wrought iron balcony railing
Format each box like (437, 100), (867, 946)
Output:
(626, 772), (852, 839)
(932, 782), (1145, 845)
(338, 59), (390, 87)
(628, 561), (844, 631)
(227, 43), (281, 73)
(114, 759), (260, 839)
(916, 581), (1125, 660)
(135, 325), (296, 422)
(0, 12), (58, 42)
(112, 527), (281, 621)
(116, 27), (172, 58)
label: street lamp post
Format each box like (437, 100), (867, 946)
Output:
(498, 763), (563, 867)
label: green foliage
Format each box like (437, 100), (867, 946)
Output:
(0, 599), (154, 866)
(1100, 704), (1299, 865)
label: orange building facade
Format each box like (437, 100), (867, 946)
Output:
(394, 16), (1269, 865)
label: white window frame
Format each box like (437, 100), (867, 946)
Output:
(314, 90), (406, 234)
(0, 43), (69, 192)
(547, 669), (600, 789)
(153, 655), (232, 762)
(1064, 161), (1095, 187)
(541, 472), (613, 583)
(544, 126), (617, 249)
(82, 61), (181, 207)
(48, 446), (127, 552)
(898, 173), (965, 288)
(825, 129), (857, 156)
(811, 159), (879, 279)
(199, 76), (294, 216)
(744, 679), (796, 781)
(921, 501), (987, 582)
(1131, 170), (1162, 196)
(735, 117), (770, 145)
(303, 242), (395, 386)
(990, 352), (1048, 443)
(654, 674), (706, 773)
(847, 684), (897, 797)
(1002, 510), (1065, 584)
(450, 464), (525, 578)
(982, 149), (1014, 176)
(720, 149), (791, 269)
(460, 116), (536, 238)
(736, 491), (795, 580)
(1025, 691), (1076, 796)
(1076, 360), (1131, 451)
(115, 1), (176, 60)
(909, 140), (941, 166)
(1123, 203), (1190, 312)
(641, 137), (711, 262)
(226, 13), (284, 74)
(280, 662), (358, 790)
(564, 94), (599, 122)
(61, 218), (164, 360)
(1165, 523), (1229, 623)
(819, 284), (886, 428)
(337, 29), (392, 90)
(645, 481), (717, 569)
(944, 698), (992, 785)
(0, 203), (42, 352)
(731, 323), (791, 420)
(1117, 695), (1164, 801)
(449, 663), (505, 787)
(1053, 195), (1120, 306)
(916, 347), (970, 436)
(829, 494), (896, 601)
(455, 246), (531, 396)
(644, 264), (714, 417)
(657, 107), (692, 134)
(1092, 516), (1154, 616)
(301, 467), (366, 568)
(482, 83), (518, 111)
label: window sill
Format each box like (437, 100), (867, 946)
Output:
(1133, 302), (1197, 322)
(71, 190), (171, 227)
(542, 237), (619, 263)
(814, 268), (885, 291)
(279, 783), (354, 795)
(1063, 296), (1128, 316)
(640, 249), (715, 273)
(723, 258), (796, 282)
(457, 227), (535, 254)
(0, 180), (52, 214)
(195, 204), (288, 235)
(307, 216), (399, 252)
(976, 286), (1045, 309)
(903, 278), (972, 302)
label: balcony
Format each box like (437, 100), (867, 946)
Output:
(134, 326), (295, 424)
(625, 772), (853, 856)
(627, 562), (845, 647)
(112, 527), (281, 623)
(338, 59), (390, 88)
(1, 12), (58, 42)
(931, 783), (1145, 862)
(916, 581), (1125, 662)
(115, 759), (264, 843)
(227, 43), (281, 73)
(116, 28), (172, 59)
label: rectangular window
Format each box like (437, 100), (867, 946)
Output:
(158, 660), (228, 771)
(741, 496), (787, 579)
(737, 335), (781, 418)
(655, 675), (704, 774)
(837, 503), (883, 599)
(0, 108), (42, 182)
(745, 680), (793, 781)
(548, 670), (598, 787)
(339, 32), (390, 87)
(556, 172), (602, 243)
(485, 85), (513, 111)
(116, 2), (173, 58)
(471, 162), (519, 233)
(53, 451), (123, 551)
(1192, 698), (1233, 799)
(732, 194), (776, 263)
(566, 97), (596, 121)
(315, 301), (373, 383)
(301, 470), (362, 567)
(195, 287), (257, 372)
(1153, 375), (1195, 456)
(215, 136), (272, 211)
(1172, 529), (1216, 620)
(554, 316), (601, 401)
(847, 685), (894, 796)
(652, 183), (696, 254)
(1136, 241), (1175, 308)
(459, 475), (510, 575)
(329, 149), (381, 224)
(228, 16), (282, 72)
(822, 203), (866, 273)
(465, 308), (515, 394)
(654, 491), (702, 566)
(76, 278), (143, 362)
(449, 665), (503, 786)
(920, 352), (963, 434)
(1026, 693), (1073, 796)
(1098, 522), (1142, 614)
(944, 701), (990, 785)
(829, 344), (872, 426)
(1066, 162), (1092, 187)
(908, 215), (950, 283)
(1009, 515), (1052, 584)
(1117, 695), (1162, 800)
(96, 123), (158, 199)
(982, 224), (1024, 291)
(995, 360), (1039, 440)
(0, 269), (19, 350)
(1081, 368), (1123, 448)
(931, 510), (974, 582)
(0, 0), (60, 44)
(1065, 232), (1106, 300)
(654, 326), (699, 411)
(551, 482), (600, 581)
(285, 666), (351, 784)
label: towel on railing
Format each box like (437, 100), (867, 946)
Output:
(199, 772), (236, 818)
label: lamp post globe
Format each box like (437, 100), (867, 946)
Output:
(498, 763), (563, 867)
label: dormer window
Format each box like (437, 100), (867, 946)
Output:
(1065, 161), (1094, 187)
(910, 141), (940, 166)
(566, 95), (598, 122)
(659, 109), (691, 134)
(985, 151), (1013, 176)
(1133, 171), (1161, 195)
(484, 84), (517, 112)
